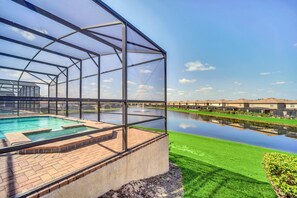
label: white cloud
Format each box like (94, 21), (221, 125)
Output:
(178, 91), (185, 96)
(259, 71), (280, 76)
(294, 43), (297, 47)
(103, 78), (113, 83)
(138, 84), (154, 90)
(271, 81), (286, 85)
(139, 69), (152, 74)
(0, 70), (34, 80)
(179, 123), (196, 129)
(7, 71), (22, 78)
(259, 72), (271, 76)
(136, 84), (154, 93)
(179, 78), (196, 84)
(11, 27), (36, 41)
(233, 91), (246, 94)
(101, 84), (110, 89)
(185, 60), (215, 71)
(128, 81), (137, 85)
(167, 88), (176, 91)
(195, 86), (213, 92)
(234, 81), (242, 86)
(34, 28), (48, 35)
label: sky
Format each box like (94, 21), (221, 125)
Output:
(103, 0), (297, 101)
(0, 1), (297, 101)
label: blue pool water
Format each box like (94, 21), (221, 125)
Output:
(0, 116), (81, 139)
(26, 126), (95, 141)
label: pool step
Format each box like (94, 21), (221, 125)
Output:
(5, 132), (31, 146)
(19, 130), (118, 154)
(5, 129), (52, 146)
(62, 124), (85, 129)
(22, 128), (52, 134)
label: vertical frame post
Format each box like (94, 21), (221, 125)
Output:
(97, 56), (101, 122)
(164, 53), (167, 133)
(17, 81), (20, 116)
(122, 22), (128, 151)
(48, 84), (50, 114)
(66, 68), (69, 117)
(79, 61), (82, 119)
(33, 86), (36, 112)
(38, 86), (40, 113)
(56, 78), (58, 115)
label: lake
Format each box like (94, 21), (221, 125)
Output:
(71, 109), (297, 154)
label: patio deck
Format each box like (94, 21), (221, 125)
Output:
(0, 128), (160, 198)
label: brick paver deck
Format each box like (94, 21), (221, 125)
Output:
(0, 128), (159, 198)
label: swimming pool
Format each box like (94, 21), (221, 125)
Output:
(0, 116), (81, 139)
(26, 126), (95, 141)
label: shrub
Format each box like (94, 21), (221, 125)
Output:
(263, 153), (297, 197)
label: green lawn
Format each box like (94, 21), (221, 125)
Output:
(168, 131), (292, 198)
(168, 107), (297, 127)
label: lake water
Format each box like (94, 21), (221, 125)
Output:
(71, 109), (297, 154)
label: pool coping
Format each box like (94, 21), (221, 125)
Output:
(2, 114), (118, 154)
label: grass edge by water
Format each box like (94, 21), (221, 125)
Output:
(167, 107), (297, 128)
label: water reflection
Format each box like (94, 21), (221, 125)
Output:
(185, 113), (297, 137)
(166, 110), (297, 153)
(70, 109), (297, 153)
(179, 123), (197, 129)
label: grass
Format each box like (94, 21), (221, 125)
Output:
(132, 125), (297, 197)
(168, 131), (290, 197)
(168, 107), (297, 127)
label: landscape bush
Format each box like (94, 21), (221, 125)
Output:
(263, 153), (297, 197)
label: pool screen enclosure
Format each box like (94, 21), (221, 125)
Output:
(0, 0), (167, 152)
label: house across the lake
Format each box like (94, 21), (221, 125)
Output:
(168, 98), (297, 117)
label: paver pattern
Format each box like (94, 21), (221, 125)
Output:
(0, 127), (159, 198)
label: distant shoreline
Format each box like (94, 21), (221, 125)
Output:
(167, 107), (297, 128)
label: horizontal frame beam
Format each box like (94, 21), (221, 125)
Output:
(0, 52), (67, 69)
(0, 17), (101, 57)
(0, 79), (48, 85)
(128, 100), (166, 103)
(0, 96), (123, 102)
(58, 74), (97, 84)
(103, 112), (164, 118)
(128, 57), (164, 68)
(100, 57), (164, 75)
(81, 21), (122, 30)
(13, 0), (122, 51)
(0, 65), (58, 76)
(89, 30), (162, 53)
(92, 0), (166, 54)
(0, 35), (81, 61)
(27, 72), (50, 85)
(0, 96), (165, 104)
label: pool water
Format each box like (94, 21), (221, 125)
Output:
(26, 126), (95, 141)
(0, 116), (81, 139)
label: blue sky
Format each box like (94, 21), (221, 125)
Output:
(104, 0), (297, 100)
